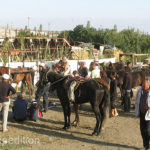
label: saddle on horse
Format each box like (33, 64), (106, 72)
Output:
(94, 78), (110, 89)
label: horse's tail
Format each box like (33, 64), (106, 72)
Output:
(103, 87), (110, 118)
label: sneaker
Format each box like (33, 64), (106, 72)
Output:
(48, 102), (56, 109)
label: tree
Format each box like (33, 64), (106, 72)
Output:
(86, 20), (91, 29)
(58, 23), (150, 54)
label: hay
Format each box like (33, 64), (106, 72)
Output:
(71, 49), (89, 60)
(103, 49), (124, 62)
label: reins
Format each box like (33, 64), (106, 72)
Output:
(50, 75), (68, 87)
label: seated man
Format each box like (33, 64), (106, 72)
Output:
(12, 93), (28, 122)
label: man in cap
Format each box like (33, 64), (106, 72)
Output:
(35, 62), (49, 113)
(0, 74), (16, 132)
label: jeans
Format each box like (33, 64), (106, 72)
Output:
(35, 83), (50, 112)
(123, 90), (131, 112)
(140, 113), (150, 149)
(0, 101), (10, 131)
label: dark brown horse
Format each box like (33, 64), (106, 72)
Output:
(40, 71), (110, 136)
(116, 69), (150, 99)
(0, 66), (34, 96)
(117, 69), (150, 88)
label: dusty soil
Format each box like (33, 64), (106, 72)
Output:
(0, 88), (143, 150)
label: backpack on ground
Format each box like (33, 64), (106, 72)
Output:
(27, 101), (43, 121)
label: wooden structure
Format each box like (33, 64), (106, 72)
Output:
(119, 53), (150, 65)
(0, 36), (71, 61)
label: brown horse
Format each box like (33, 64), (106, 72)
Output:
(0, 66), (34, 97)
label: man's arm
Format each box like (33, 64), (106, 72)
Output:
(9, 85), (16, 96)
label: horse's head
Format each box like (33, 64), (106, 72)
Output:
(40, 70), (64, 86)
(116, 70), (125, 86)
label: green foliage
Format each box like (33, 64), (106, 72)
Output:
(59, 23), (150, 54)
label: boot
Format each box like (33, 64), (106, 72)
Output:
(68, 81), (76, 102)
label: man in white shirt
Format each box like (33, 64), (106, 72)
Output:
(90, 63), (100, 78)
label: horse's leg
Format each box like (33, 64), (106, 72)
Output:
(21, 78), (26, 95)
(72, 103), (80, 127)
(92, 105), (101, 136)
(67, 102), (71, 128)
(62, 102), (70, 130)
(16, 82), (19, 92)
(26, 74), (33, 99)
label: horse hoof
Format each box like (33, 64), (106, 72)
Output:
(92, 131), (96, 136)
(92, 131), (100, 136)
(72, 121), (79, 127)
(62, 126), (68, 130)
(67, 125), (71, 129)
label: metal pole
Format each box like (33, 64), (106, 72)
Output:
(8, 49), (11, 75)
(28, 16), (30, 29)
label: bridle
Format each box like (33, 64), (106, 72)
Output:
(50, 75), (68, 87)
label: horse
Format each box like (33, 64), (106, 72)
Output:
(116, 69), (150, 99)
(0, 66), (34, 97)
(41, 71), (110, 136)
(117, 69), (150, 88)
(99, 62), (125, 71)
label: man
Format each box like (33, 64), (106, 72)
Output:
(90, 63), (100, 79)
(35, 63), (49, 112)
(12, 93), (28, 122)
(58, 56), (70, 75)
(135, 78), (150, 150)
(68, 70), (83, 102)
(110, 72), (118, 117)
(0, 74), (16, 132)
(126, 61), (132, 72)
(78, 62), (89, 78)
(122, 67), (132, 112)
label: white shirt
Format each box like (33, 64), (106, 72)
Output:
(91, 67), (100, 78)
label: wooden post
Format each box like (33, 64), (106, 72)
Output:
(8, 48), (11, 75)
(37, 48), (40, 76)
(132, 54), (134, 65)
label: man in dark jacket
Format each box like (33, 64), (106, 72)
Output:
(12, 93), (28, 122)
(35, 63), (49, 113)
(0, 74), (16, 132)
(122, 67), (133, 112)
(78, 62), (89, 78)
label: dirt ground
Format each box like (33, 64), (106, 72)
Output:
(0, 88), (143, 150)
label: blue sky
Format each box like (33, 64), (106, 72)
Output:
(0, 0), (150, 33)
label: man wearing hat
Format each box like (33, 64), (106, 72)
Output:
(0, 74), (16, 132)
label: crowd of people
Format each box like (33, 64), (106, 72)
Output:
(0, 56), (150, 149)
